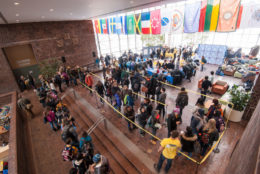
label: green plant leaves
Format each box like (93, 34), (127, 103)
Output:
(229, 85), (251, 111)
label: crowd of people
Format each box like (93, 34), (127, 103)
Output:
(18, 46), (227, 173)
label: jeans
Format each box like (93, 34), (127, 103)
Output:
(127, 118), (136, 130)
(201, 64), (204, 71)
(200, 141), (209, 156)
(139, 122), (146, 135)
(151, 127), (157, 140)
(157, 153), (173, 173)
(157, 104), (165, 118)
(49, 120), (58, 130)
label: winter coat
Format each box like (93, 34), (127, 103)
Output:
(85, 75), (93, 87)
(167, 114), (180, 131)
(181, 134), (197, 153)
(114, 94), (122, 108)
(46, 111), (56, 122)
(138, 111), (148, 125)
(95, 83), (105, 95)
(158, 93), (166, 104)
(175, 91), (189, 108)
(124, 108), (135, 120)
(148, 78), (157, 95)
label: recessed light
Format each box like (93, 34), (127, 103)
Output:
(14, 2), (20, 6)
(88, 4), (92, 8)
(41, 16), (45, 18)
(49, 9), (54, 12)
(16, 13), (19, 17)
(70, 13), (73, 15)
(130, 0), (134, 4)
(16, 20), (20, 23)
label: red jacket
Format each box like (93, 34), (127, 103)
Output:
(85, 75), (93, 87)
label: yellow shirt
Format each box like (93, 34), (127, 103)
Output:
(161, 138), (181, 159)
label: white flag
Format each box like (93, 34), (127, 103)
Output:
(240, 3), (260, 29)
(171, 5), (184, 33)
(161, 7), (172, 34)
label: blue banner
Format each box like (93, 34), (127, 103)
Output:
(184, 2), (201, 33)
(109, 18), (117, 34)
(115, 16), (122, 34)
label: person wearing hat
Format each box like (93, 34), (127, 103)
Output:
(89, 154), (110, 174)
(190, 108), (206, 135)
(167, 109), (181, 138)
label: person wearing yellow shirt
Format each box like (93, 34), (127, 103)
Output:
(154, 130), (181, 173)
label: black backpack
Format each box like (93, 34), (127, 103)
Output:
(177, 95), (188, 107)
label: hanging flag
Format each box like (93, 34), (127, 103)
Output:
(115, 16), (123, 34)
(150, 9), (161, 34)
(236, 5), (243, 29)
(216, 0), (241, 32)
(184, 2), (201, 33)
(204, 0), (214, 31)
(141, 12), (151, 34)
(122, 16), (127, 34)
(100, 19), (108, 34)
(94, 20), (101, 34)
(199, 0), (208, 32)
(161, 7), (172, 34)
(109, 17), (117, 34)
(209, 0), (220, 31)
(127, 15), (135, 34)
(134, 14), (142, 34)
(240, 4), (260, 29)
(172, 7), (184, 33)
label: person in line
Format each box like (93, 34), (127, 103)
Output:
(18, 75), (27, 92)
(180, 126), (197, 157)
(200, 56), (207, 71)
(28, 71), (36, 89)
(154, 130), (181, 173)
(124, 105), (136, 132)
(85, 73), (93, 95)
(79, 131), (93, 150)
(167, 109), (181, 138)
(137, 106), (148, 137)
(95, 81), (105, 104)
(17, 94), (34, 118)
(72, 153), (86, 174)
(61, 120), (79, 146)
(156, 87), (167, 119)
(54, 72), (63, 93)
(209, 71), (215, 84)
(44, 107), (59, 131)
(124, 90), (134, 108)
(190, 109), (206, 135)
(201, 76), (212, 102)
(207, 99), (223, 120)
(89, 154), (110, 174)
(175, 87), (189, 122)
(149, 110), (160, 145)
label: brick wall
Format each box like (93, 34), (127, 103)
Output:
(0, 20), (97, 94)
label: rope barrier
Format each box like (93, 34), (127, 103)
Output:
(89, 72), (167, 106)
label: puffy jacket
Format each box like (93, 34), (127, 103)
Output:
(181, 134), (197, 153)
(85, 75), (93, 87)
(46, 111), (55, 122)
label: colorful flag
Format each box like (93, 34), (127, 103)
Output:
(199, 0), (208, 32)
(134, 14), (142, 34)
(172, 7), (184, 33)
(151, 9), (161, 34)
(216, 0), (241, 32)
(209, 0), (220, 31)
(100, 19), (108, 34)
(109, 18), (117, 34)
(161, 7), (172, 34)
(184, 2), (201, 33)
(94, 20), (101, 34)
(204, 0), (214, 31)
(236, 5), (243, 29)
(122, 16), (127, 34)
(240, 4), (260, 29)
(116, 16), (123, 34)
(141, 12), (151, 34)
(127, 15), (135, 34)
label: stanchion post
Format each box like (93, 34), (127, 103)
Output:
(213, 138), (222, 153)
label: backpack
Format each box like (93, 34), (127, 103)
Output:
(177, 95), (188, 107)
(215, 117), (225, 132)
(133, 83), (140, 91)
(201, 132), (210, 144)
(62, 145), (73, 161)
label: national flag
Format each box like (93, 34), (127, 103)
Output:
(94, 20), (101, 34)
(236, 5), (243, 29)
(109, 18), (117, 34)
(115, 16), (123, 34)
(122, 16), (127, 34)
(150, 9), (161, 34)
(134, 14), (142, 34)
(161, 7), (172, 34)
(127, 15), (135, 34)
(240, 4), (260, 29)
(209, 0), (220, 31)
(204, 0), (214, 31)
(141, 12), (151, 34)
(172, 7), (184, 33)
(184, 2), (201, 33)
(199, 0), (208, 32)
(216, 0), (241, 32)
(100, 19), (108, 34)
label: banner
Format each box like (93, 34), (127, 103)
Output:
(109, 18), (117, 34)
(122, 16), (127, 34)
(199, 0), (208, 32)
(172, 7), (184, 33)
(184, 2), (201, 33)
(115, 16), (122, 34)
(94, 20), (101, 34)
(134, 14), (142, 34)
(100, 19), (108, 34)
(161, 8), (172, 34)
(204, 0), (214, 31)
(240, 4), (260, 29)
(141, 12), (151, 34)
(127, 15), (135, 34)
(216, 0), (241, 32)
(209, 0), (220, 31)
(151, 9), (161, 34)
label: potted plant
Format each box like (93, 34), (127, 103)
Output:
(226, 85), (251, 122)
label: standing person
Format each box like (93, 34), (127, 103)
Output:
(95, 81), (105, 104)
(167, 109), (181, 137)
(85, 73), (93, 95)
(132, 76), (141, 99)
(73, 153), (86, 174)
(190, 109), (205, 135)
(148, 110), (160, 145)
(124, 105), (136, 132)
(89, 154), (110, 174)
(200, 56), (207, 71)
(156, 88), (167, 119)
(44, 107), (59, 131)
(28, 71), (36, 89)
(18, 75), (27, 92)
(137, 106), (148, 137)
(154, 130), (181, 173)
(180, 126), (197, 157)
(209, 71), (215, 84)
(17, 94), (34, 118)
(124, 90), (134, 108)
(54, 73), (63, 93)
(201, 76), (212, 102)
(175, 87), (189, 122)
(61, 120), (79, 146)
(37, 87), (47, 108)
(148, 75), (157, 100)
(79, 131), (93, 150)
(113, 91), (122, 117)
(102, 65), (107, 79)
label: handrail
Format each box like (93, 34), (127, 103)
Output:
(87, 117), (105, 135)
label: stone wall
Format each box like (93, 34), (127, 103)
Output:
(0, 20), (97, 94)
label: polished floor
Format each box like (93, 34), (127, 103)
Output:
(22, 64), (247, 174)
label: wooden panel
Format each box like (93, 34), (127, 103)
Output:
(3, 44), (37, 69)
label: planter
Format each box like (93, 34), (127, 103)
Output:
(225, 106), (244, 122)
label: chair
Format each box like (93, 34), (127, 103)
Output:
(198, 78), (204, 89)
(212, 80), (229, 95)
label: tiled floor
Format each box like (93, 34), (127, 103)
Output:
(22, 63), (247, 174)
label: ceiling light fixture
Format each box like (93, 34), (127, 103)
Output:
(16, 13), (19, 17)
(49, 9), (54, 12)
(14, 2), (20, 6)
(16, 19), (20, 22)
(41, 16), (45, 18)
(130, 0), (134, 4)
(70, 13), (73, 15)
